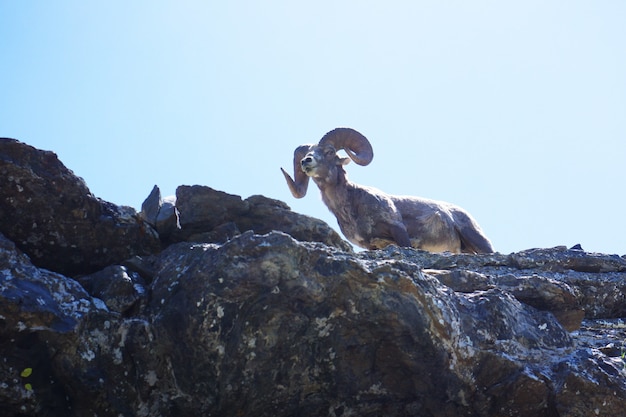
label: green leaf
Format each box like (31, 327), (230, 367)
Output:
(24, 383), (33, 391)
(20, 368), (33, 378)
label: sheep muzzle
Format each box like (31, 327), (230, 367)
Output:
(301, 156), (317, 175)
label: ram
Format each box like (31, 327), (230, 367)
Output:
(281, 128), (494, 254)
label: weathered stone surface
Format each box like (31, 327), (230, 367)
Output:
(377, 245), (626, 322)
(0, 232), (106, 416)
(509, 246), (626, 273)
(139, 185), (179, 241)
(175, 184), (249, 235)
(2, 229), (625, 417)
(76, 265), (148, 315)
(242, 194), (352, 251)
(0, 138), (161, 276)
(171, 185), (353, 251)
(425, 268), (584, 331)
(2, 140), (626, 417)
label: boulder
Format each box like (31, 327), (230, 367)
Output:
(139, 185), (179, 241)
(0, 232), (107, 416)
(0, 138), (161, 276)
(76, 265), (148, 315)
(2, 230), (625, 417)
(2, 139), (626, 416)
(167, 184), (352, 251)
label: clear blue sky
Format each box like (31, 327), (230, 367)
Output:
(1, 1), (625, 255)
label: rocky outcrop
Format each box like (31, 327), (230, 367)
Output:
(139, 185), (179, 241)
(157, 184), (352, 252)
(0, 139), (161, 276)
(0, 139), (350, 278)
(139, 182), (352, 252)
(2, 230), (626, 417)
(1, 139), (626, 417)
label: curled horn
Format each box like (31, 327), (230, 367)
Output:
(318, 127), (374, 166)
(281, 145), (312, 198)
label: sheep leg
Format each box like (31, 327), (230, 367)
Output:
(451, 209), (494, 254)
(388, 223), (412, 248)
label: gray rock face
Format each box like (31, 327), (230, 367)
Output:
(2, 229), (626, 417)
(0, 138), (161, 276)
(76, 265), (148, 315)
(141, 184), (353, 251)
(139, 185), (179, 241)
(1, 139), (626, 417)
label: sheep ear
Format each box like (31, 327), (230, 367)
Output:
(340, 157), (351, 166)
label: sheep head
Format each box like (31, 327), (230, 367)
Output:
(281, 128), (374, 198)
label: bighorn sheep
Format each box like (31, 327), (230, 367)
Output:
(281, 128), (494, 253)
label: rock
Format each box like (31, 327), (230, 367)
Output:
(147, 232), (581, 416)
(76, 265), (148, 315)
(241, 194), (352, 252)
(175, 184), (249, 235)
(139, 185), (180, 241)
(509, 246), (626, 273)
(427, 269), (584, 331)
(0, 138), (161, 276)
(0, 232), (106, 415)
(2, 229), (626, 417)
(0, 232), (98, 333)
(2, 140), (626, 416)
(553, 348), (626, 416)
(139, 185), (161, 225)
(384, 246), (626, 325)
(170, 185), (352, 251)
